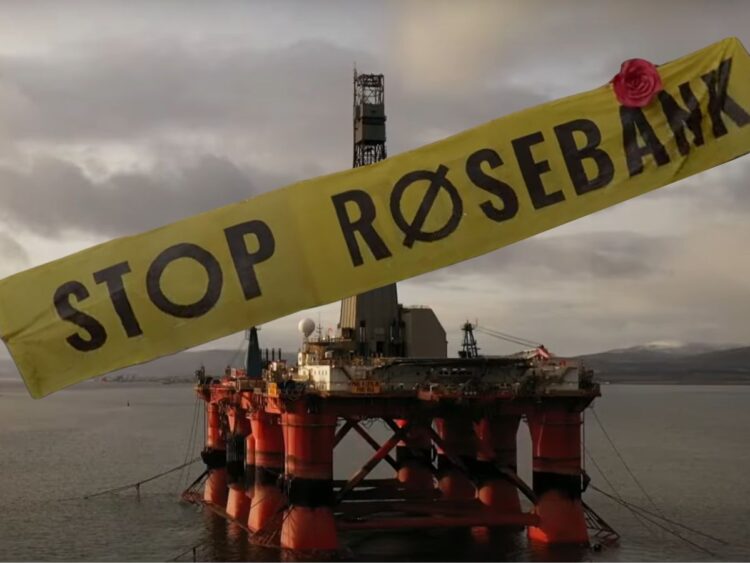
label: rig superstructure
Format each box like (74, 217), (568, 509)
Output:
(183, 71), (610, 555)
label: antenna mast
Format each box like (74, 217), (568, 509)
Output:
(459, 322), (480, 358)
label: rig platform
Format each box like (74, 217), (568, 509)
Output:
(183, 324), (605, 555)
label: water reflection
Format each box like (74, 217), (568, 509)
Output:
(192, 511), (594, 562)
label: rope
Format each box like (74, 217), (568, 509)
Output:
(475, 326), (542, 348)
(170, 487), (286, 560)
(590, 484), (720, 558)
(57, 457), (201, 502)
(584, 448), (656, 537)
(477, 326), (541, 347)
(168, 541), (206, 562)
(244, 488), (289, 546)
(227, 336), (248, 369)
(589, 484), (727, 545)
(587, 406), (671, 537)
(178, 397), (201, 493)
(182, 469), (209, 496)
(587, 409), (734, 559)
(591, 407), (666, 518)
(582, 411), (586, 473)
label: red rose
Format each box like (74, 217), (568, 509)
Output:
(611, 58), (663, 107)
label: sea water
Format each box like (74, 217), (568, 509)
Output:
(1, 380), (748, 561)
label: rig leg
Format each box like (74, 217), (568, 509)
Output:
(203, 402), (228, 507)
(435, 416), (477, 499)
(281, 413), (338, 552)
(244, 430), (255, 518)
(527, 410), (588, 545)
(475, 415), (522, 515)
(248, 412), (285, 538)
(395, 418), (434, 491)
(226, 407), (251, 523)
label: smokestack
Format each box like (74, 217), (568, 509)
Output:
(245, 327), (262, 378)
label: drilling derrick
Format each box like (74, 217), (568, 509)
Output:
(352, 72), (386, 166)
(340, 71), (401, 356)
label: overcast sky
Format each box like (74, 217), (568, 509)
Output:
(1, 0), (749, 360)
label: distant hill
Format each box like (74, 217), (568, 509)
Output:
(2, 341), (749, 385)
(578, 342), (750, 384)
(0, 348), (298, 383)
(588, 340), (739, 357)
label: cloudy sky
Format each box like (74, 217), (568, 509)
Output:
(1, 0), (749, 360)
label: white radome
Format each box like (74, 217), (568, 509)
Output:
(298, 318), (316, 338)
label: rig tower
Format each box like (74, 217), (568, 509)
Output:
(340, 71), (401, 356)
(352, 71), (386, 166)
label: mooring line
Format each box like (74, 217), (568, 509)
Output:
(168, 541), (206, 562)
(584, 447), (656, 537)
(178, 397), (202, 492)
(56, 457), (201, 502)
(589, 484), (728, 545)
(590, 484), (720, 559)
(591, 407), (665, 517)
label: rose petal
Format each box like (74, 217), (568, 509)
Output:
(611, 57), (663, 107)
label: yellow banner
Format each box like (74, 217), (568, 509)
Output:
(2, 37), (750, 398)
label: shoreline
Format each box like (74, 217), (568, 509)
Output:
(2, 378), (750, 390)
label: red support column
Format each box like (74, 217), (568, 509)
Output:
(475, 415), (521, 514)
(203, 402), (228, 506)
(527, 410), (588, 545)
(244, 424), (255, 508)
(280, 413), (338, 552)
(395, 419), (434, 491)
(225, 406), (251, 523)
(240, 395), (256, 521)
(435, 416), (477, 499)
(248, 411), (285, 537)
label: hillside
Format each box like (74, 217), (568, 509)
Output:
(0, 348), (297, 384)
(2, 342), (749, 385)
(578, 343), (750, 384)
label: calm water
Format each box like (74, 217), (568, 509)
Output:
(1, 380), (749, 561)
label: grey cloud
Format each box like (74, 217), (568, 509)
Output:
(419, 231), (672, 286)
(701, 157), (750, 212)
(3, 2), (750, 151)
(0, 232), (28, 270)
(0, 155), (293, 237)
(398, 224), (750, 356)
(0, 231), (28, 280)
(385, 0), (750, 104)
(417, 188), (750, 357)
(642, 156), (750, 215)
(1, 40), (373, 160)
(0, 36), (551, 169)
(0, 31), (550, 251)
(386, 82), (549, 155)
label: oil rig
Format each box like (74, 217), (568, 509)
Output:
(183, 71), (606, 555)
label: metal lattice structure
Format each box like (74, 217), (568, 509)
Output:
(353, 71), (387, 168)
(459, 322), (480, 358)
(340, 70), (402, 356)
